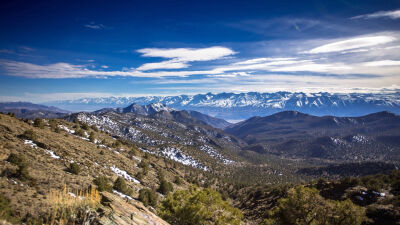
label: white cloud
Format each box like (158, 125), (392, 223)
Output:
(307, 35), (396, 54)
(362, 60), (400, 67)
(233, 57), (296, 65)
(137, 46), (235, 61)
(84, 22), (108, 30)
(0, 60), (224, 78)
(101, 65), (109, 69)
(269, 62), (352, 73)
(352, 9), (400, 20)
(134, 46), (236, 71)
(137, 60), (189, 71)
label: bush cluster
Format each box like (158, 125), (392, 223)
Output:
(7, 153), (32, 182)
(33, 118), (44, 129)
(261, 186), (366, 225)
(139, 188), (158, 207)
(68, 162), (81, 175)
(113, 177), (132, 196)
(93, 176), (113, 192)
(159, 186), (243, 225)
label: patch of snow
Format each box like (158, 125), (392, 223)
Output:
(132, 156), (141, 162)
(24, 140), (37, 149)
(45, 149), (61, 159)
(68, 192), (76, 198)
(58, 125), (75, 134)
(199, 145), (234, 164)
(159, 147), (208, 171)
(110, 166), (140, 184)
(352, 134), (368, 143)
(113, 190), (134, 200)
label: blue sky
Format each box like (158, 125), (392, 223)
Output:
(0, 0), (400, 102)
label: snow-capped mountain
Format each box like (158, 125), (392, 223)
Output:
(47, 92), (400, 121)
(93, 102), (173, 116)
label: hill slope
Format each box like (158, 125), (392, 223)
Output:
(225, 111), (400, 162)
(0, 102), (70, 119)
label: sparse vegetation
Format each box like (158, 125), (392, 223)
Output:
(262, 186), (366, 225)
(0, 194), (19, 224)
(113, 177), (132, 196)
(75, 129), (85, 137)
(158, 178), (173, 195)
(89, 132), (95, 142)
(68, 162), (81, 175)
(93, 176), (113, 192)
(81, 123), (89, 130)
(33, 118), (44, 129)
(19, 129), (37, 140)
(7, 153), (32, 182)
(139, 188), (158, 207)
(159, 186), (243, 225)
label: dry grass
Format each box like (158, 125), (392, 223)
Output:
(44, 185), (100, 225)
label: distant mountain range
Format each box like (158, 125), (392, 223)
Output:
(93, 102), (232, 129)
(0, 102), (70, 119)
(225, 111), (400, 162)
(46, 92), (400, 121)
(0, 101), (231, 129)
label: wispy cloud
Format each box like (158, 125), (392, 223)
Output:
(136, 46), (236, 71)
(1, 31), (399, 89)
(0, 49), (15, 54)
(137, 60), (189, 71)
(352, 9), (400, 20)
(84, 22), (108, 30)
(19, 46), (35, 52)
(306, 35), (396, 54)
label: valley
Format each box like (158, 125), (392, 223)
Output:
(1, 100), (399, 224)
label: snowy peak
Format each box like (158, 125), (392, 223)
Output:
(143, 102), (173, 114)
(118, 102), (173, 116)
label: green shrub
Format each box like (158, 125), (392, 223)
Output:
(89, 132), (95, 142)
(7, 153), (32, 182)
(158, 179), (173, 195)
(262, 186), (366, 225)
(139, 188), (158, 207)
(7, 112), (16, 117)
(159, 186), (243, 225)
(81, 123), (89, 130)
(20, 129), (37, 141)
(54, 126), (61, 133)
(7, 153), (26, 168)
(75, 129), (85, 137)
(113, 177), (132, 196)
(129, 147), (138, 156)
(33, 118), (44, 129)
(93, 176), (112, 192)
(91, 125), (98, 132)
(138, 160), (149, 175)
(136, 171), (144, 181)
(68, 162), (81, 175)
(174, 176), (183, 185)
